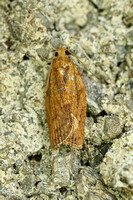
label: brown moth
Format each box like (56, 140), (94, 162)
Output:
(45, 45), (86, 149)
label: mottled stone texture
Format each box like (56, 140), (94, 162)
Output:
(100, 131), (133, 197)
(0, 0), (133, 199)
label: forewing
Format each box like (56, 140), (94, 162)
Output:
(64, 63), (86, 148)
(45, 64), (74, 148)
(45, 52), (86, 149)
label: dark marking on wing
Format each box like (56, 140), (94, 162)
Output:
(63, 66), (69, 84)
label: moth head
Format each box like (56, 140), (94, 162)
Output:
(54, 46), (71, 58)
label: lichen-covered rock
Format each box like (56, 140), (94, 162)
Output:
(84, 77), (105, 115)
(0, 0), (133, 199)
(85, 114), (123, 148)
(102, 116), (123, 141)
(76, 167), (117, 200)
(52, 153), (79, 187)
(100, 131), (133, 199)
(0, 195), (10, 200)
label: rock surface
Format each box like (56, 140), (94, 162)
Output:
(0, 0), (133, 199)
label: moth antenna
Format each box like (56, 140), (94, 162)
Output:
(64, 48), (91, 75)
(67, 45), (103, 79)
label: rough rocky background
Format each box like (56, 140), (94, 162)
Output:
(0, 0), (133, 199)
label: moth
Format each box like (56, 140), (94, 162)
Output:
(45, 45), (86, 149)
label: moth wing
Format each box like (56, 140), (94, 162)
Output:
(45, 59), (86, 149)
(45, 66), (73, 148)
(64, 64), (86, 148)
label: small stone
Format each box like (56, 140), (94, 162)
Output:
(102, 116), (123, 141)
(84, 78), (105, 115)
(76, 167), (116, 200)
(52, 153), (79, 187)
